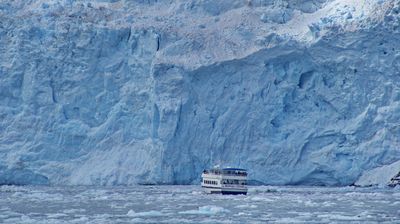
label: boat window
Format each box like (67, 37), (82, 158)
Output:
(222, 179), (244, 185)
(204, 180), (220, 185)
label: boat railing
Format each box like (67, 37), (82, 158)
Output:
(222, 173), (247, 177)
(203, 170), (247, 176)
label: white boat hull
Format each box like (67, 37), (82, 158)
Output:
(202, 186), (247, 195)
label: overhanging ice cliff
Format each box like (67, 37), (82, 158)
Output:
(0, 0), (400, 186)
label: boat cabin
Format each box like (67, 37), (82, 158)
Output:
(201, 168), (248, 195)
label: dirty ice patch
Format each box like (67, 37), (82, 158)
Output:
(46, 213), (68, 219)
(317, 213), (362, 221)
(179, 205), (230, 215)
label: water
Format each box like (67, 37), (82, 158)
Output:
(0, 185), (399, 223)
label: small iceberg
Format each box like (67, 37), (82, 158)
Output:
(126, 210), (164, 217)
(179, 205), (230, 215)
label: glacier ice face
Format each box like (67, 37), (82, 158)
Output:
(0, 0), (400, 186)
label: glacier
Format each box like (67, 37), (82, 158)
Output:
(0, 0), (400, 186)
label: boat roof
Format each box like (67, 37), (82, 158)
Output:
(205, 167), (247, 172)
(222, 168), (247, 171)
(207, 168), (246, 171)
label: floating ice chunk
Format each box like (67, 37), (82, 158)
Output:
(317, 213), (362, 221)
(250, 196), (274, 202)
(25, 192), (64, 202)
(0, 185), (29, 193)
(46, 213), (68, 218)
(131, 218), (146, 223)
(19, 215), (35, 224)
(70, 217), (90, 223)
(321, 201), (335, 207)
(248, 186), (279, 194)
(127, 210), (164, 217)
(127, 210), (136, 216)
(303, 200), (318, 207)
(235, 204), (257, 209)
(260, 13), (268, 23)
(179, 206), (230, 215)
(191, 190), (203, 195)
(275, 217), (304, 223)
(63, 208), (86, 214)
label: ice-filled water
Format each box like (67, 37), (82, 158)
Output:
(1, 185), (399, 223)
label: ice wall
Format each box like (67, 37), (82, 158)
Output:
(0, 0), (400, 185)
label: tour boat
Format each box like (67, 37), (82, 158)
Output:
(201, 168), (248, 195)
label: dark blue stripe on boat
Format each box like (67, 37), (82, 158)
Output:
(221, 191), (247, 195)
(221, 168), (247, 171)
